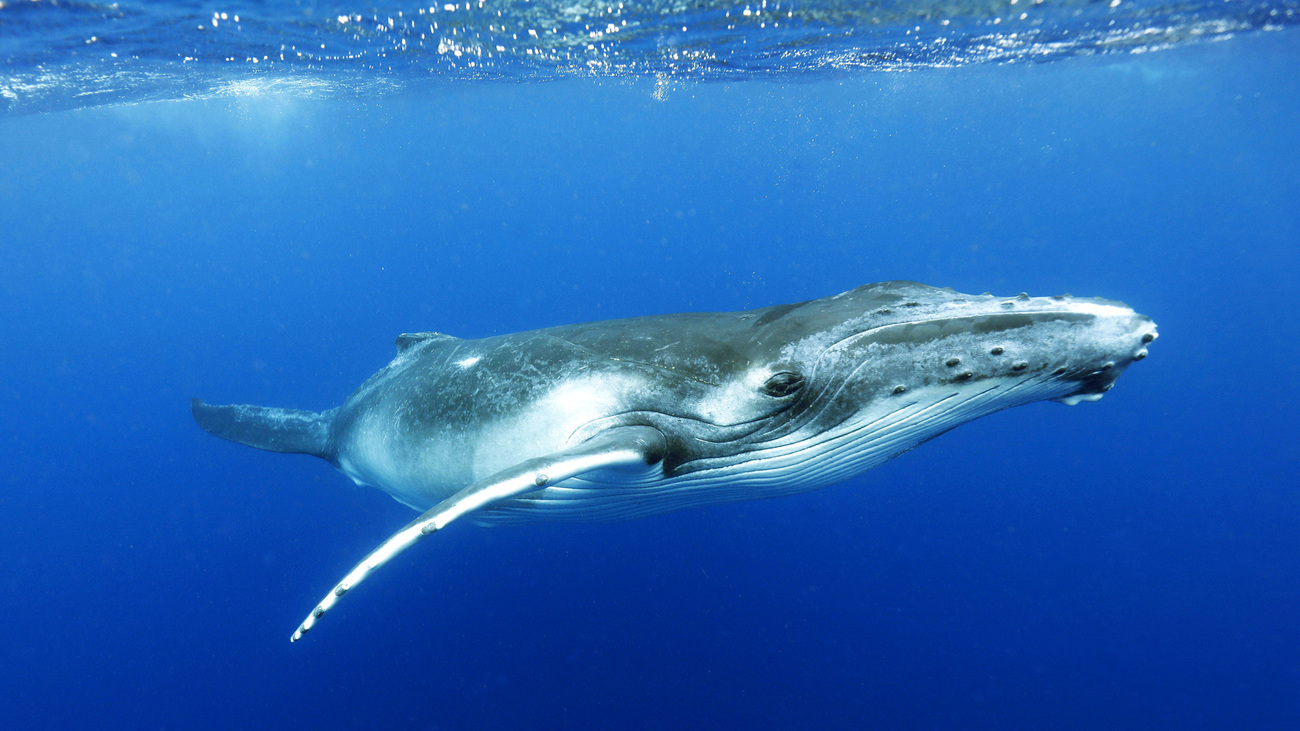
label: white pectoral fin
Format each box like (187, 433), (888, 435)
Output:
(290, 425), (667, 642)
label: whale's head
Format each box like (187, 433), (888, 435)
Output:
(646, 281), (1157, 490)
(773, 281), (1154, 409)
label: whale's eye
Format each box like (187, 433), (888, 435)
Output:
(761, 371), (805, 398)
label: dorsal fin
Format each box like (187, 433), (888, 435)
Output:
(395, 331), (459, 352)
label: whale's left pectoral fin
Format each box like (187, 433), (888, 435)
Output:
(290, 426), (667, 642)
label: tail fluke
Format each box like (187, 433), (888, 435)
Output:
(191, 398), (335, 461)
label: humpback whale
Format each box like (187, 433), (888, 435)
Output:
(192, 281), (1156, 641)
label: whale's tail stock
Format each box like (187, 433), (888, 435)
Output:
(191, 399), (336, 461)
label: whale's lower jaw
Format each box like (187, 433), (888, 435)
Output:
(475, 371), (1073, 526)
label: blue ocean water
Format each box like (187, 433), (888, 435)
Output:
(2, 1), (1298, 727)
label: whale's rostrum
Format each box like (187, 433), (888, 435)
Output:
(191, 281), (1156, 641)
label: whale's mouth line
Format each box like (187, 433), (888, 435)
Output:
(672, 371), (1064, 480)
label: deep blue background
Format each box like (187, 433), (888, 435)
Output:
(2, 31), (1297, 729)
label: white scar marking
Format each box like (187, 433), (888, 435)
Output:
(456, 356), (481, 368)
